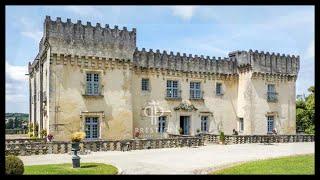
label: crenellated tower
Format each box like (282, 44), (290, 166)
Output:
(230, 50), (299, 135)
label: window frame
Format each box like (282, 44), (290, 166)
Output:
(85, 117), (100, 140)
(239, 118), (244, 132)
(201, 116), (208, 133)
(267, 84), (277, 102)
(86, 72), (100, 96)
(216, 82), (223, 96)
(267, 116), (274, 133)
(158, 116), (167, 133)
(166, 80), (179, 98)
(141, 78), (150, 91)
(190, 81), (202, 99)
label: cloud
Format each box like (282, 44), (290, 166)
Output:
(305, 40), (314, 60)
(170, 6), (198, 20)
(21, 31), (42, 42)
(19, 17), (43, 42)
(6, 61), (28, 112)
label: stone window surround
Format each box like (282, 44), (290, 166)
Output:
(265, 111), (279, 134)
(190, 81), (203, 100)
(81, 69), (104, 97)
(238, 117), (244, 133)
(80, 111), (105, 140)
(215, 81), (224, 96)
(141, 77), (151, 94)
(166, 79), (181, 99)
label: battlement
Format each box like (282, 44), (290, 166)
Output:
(229, 49), (299, 76)
(43, 16), (136, 59)
(133, 48), (237, 74)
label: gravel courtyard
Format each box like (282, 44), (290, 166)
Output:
(19, 142), (314, 174)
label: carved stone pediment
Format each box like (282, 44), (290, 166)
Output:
(174, 100), (198, 111)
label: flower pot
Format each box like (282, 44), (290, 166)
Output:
(71, 142), (80, 151)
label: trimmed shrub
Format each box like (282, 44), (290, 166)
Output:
(219, 131), (225, 144)
(5, 155), (24, 175)
(40, 129), (47, 138)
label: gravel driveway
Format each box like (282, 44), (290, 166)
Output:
(19, 142), (314, 174)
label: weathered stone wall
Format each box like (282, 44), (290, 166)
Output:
(27, 16), (300, 141)
(44, 16), (136, 60)
(237, 69), (297, 135)
(47, 54), (133, 141)
(131, 69), (238, 138)
(229, 50), (299, 76)
(133, 48), (237, 74)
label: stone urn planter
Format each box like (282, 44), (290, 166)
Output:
(71, 142), (80, 168)
(70, 132), (85, 168)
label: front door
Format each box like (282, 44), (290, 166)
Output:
(180, 116), (190, 135)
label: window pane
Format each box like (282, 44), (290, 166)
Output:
(94, 74), (99, 82)
(86, 74), (92, 82)
(142, 79), (149, 91)
(216, 83), (221, 94)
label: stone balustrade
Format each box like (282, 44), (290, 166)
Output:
(5, 137), (204, 156)
(202, 134), (314, 144)
(5, 138), (47, 144)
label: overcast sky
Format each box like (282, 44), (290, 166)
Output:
(5, 5), (314, 113)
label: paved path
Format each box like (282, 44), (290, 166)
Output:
(19, 142), (314, 174)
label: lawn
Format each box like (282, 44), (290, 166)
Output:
(211, 154), (314, 175)
(24, 163), (118, 175)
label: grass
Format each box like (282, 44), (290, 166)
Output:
(211, 154), (314, 175)
(24, 163), (118, 175)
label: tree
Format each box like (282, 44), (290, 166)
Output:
(296, 86), (314, 134)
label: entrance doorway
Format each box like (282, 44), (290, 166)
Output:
(180, 116), (190, 135)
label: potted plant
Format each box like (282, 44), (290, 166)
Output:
(196, 129), (201, 134)
(40, 129), (47, 139)
(70, 132), (85, 168)
(134, 131), (140, 139)
(47, 134), (54, 142)
(219, 131), (225, 145)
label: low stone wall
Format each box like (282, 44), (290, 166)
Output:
(5, 138), (47, 144)
(6, 137), (204, 156)
(202, 134), (314, 144)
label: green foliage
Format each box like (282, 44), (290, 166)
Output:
(296, 86), (315, 134)
(219, 131), (225, 143)
(211, 154), (314, 175)
(5, 155), (25, 175)
(34, 123), (39, 137)
(40, 129), (47, 138)
(24, 163), (118, 175)
(5, 113), (29, 129)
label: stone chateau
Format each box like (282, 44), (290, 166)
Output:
(28, 16), (300, 141)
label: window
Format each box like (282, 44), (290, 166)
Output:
(167, 80), (179, 98)
(216, 83), (223, 95)
(158, 116), (166, 133)
(239, 118), (244, 132)
(141, 78), (149, 91)
(201, 116), (208, 132)
(85, 117), (99, 139)
(267, 84), (277, 102)
(267, 116), (274, 133)
(86, 73), (100, 95)
(190, 82), (202, 99)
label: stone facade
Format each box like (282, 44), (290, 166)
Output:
(28, 16), (300, 141)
